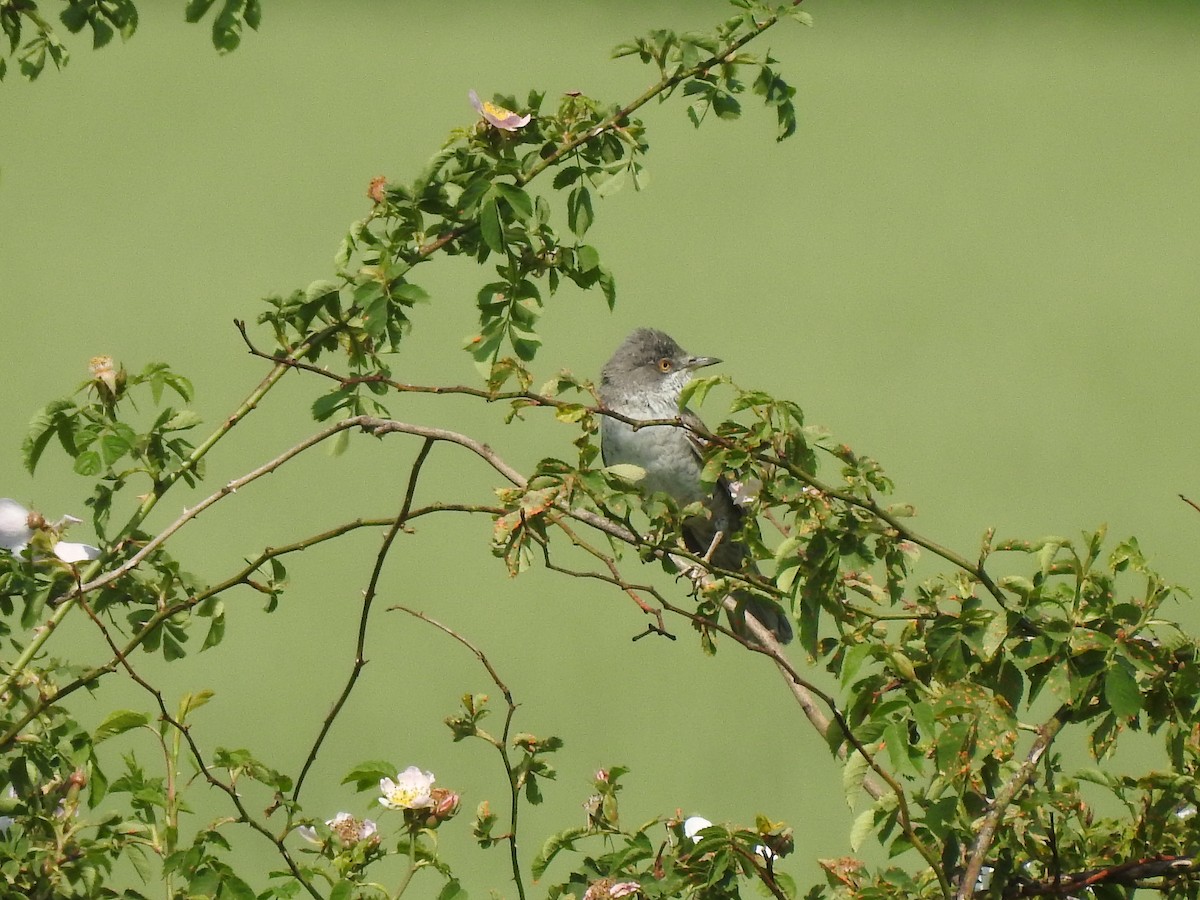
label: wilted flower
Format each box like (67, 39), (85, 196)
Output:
(379, 766), (436, 810)
(330, 812), (377, 844)
(89, 355), (120, 394)
(583, 878), (641, 899)
(298, 811), (378, 846)
(0, 499), (100, 563)
(469, 90), (531, 131)
(367, 176), (387, 205)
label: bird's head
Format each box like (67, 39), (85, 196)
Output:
(601, 328), (721, 402)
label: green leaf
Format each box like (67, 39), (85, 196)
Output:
(217, 874), (256, 900)
(393, 282), (430, 305)
(342, 760), (396, 792)
(163, 410), (202, 431)
(849, 806), (875, 852)
(60, 5), (89, 33)
(74, 449), (102, 476)
(679, 374), (722, 411)
(532, 826), (589, 879)
(90, 18), (114, 49)
(305, 279), (340, 303)
(567, 186), (593, 237)
(551, 167), (582, 190)
(436, 879), (467, 900)
(23, 398), (78, 474)
(576, 244), (600, 272)
(494, 182), (534, 221)
(842, 749), (870, 810)
(1104, 662), (1141, 718)
(479, 196), (504, 252)
(882, 721), (910, 774)
(94, 710), (150, 743)
(185, 0), (219, 24)
(177, 690), (214, 725)
(312, 387), (353, 422)
(202, 608), (226, 650)
(603, 463), (646, 483)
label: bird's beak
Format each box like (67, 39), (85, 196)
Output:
(684, 355), (722, 370)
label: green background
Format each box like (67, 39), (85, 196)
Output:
(2, 0), (1199, 892)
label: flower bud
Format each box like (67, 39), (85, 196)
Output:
(423, 787), (461, 827)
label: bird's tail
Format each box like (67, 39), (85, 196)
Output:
(728, 589), (794, 645)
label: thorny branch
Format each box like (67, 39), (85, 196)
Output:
(955, 712), (1065, 900)
(391, 606), (527, 900)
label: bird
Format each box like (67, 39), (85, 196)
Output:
(598, 327), (794, 644)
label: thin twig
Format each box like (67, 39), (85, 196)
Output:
(293, 437), (436, 802)
(391, 606), (527, 900)
(0, 504), (503, 750)
(75, 596), (322, 900)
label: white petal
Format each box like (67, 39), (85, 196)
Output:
(53, 542), (101, 563)
(296, 825), (321, 844)
(754, 843), (775, 860)
(683, 816), (714, 842)
(0, 499), (33, 552)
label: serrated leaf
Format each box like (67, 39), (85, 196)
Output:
(1104, 662), (1141, 718)
(305, 279), (340, 303)
(532, 826), (589, 879)
(163, 410), (202, 431)
(341, 760), (396, 792)
(842, 750), (870, 809)
(74, 449), (102, 476)
(479, 196), (504, 252)
(94, 710), (150, 743)
(567, 186), (593, 237)
(220, 875), (256, 900)
(576, 244), (600, 272)
(184, 0), (217, 23)
(551, 167), (582, 190)
(494, 182), (533, 221)
(849, 807), (875, 852)
(178, 690), (214, 724)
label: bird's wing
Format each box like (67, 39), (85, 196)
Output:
(678, 407), (746, 556)
(678, 407), (713, 465)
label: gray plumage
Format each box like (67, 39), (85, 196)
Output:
(599, 328), (793, 644)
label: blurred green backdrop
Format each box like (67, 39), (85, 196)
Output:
(2, 0), (1199, 893)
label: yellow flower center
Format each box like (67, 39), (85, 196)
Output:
(387, 786), (420, 807)
(483, 101), (516, 119)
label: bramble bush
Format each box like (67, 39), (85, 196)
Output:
(3, 2), (1200, 899)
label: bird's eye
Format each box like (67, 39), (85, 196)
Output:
(657, 357), (673, 372)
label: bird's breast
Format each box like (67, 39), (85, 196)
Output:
(601, 418), (708, 506)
